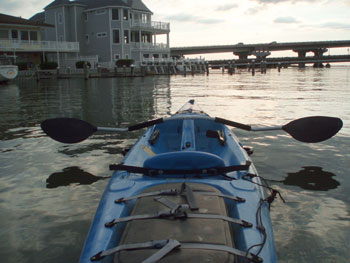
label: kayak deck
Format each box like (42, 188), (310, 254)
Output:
(80, 104), (277, 263)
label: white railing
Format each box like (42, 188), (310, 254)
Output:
(131, 20), (170, 31)
(130, 42), (169, 51)
(141, 58), (174, 64)
(0, 40), (79, 52)
(152, 21), (170, 30)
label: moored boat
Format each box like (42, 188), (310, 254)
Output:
(41, 100), (342, 263)
(0, 56), (18, 83)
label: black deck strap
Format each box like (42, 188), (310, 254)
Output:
(128, 118), (164, 132)
(196, 191), (245, 203)
(181, 183), (199, 210)
(115, 189), (179, 203)
(154, 196), (183, 210)
(142, 239), (181, 263)
(90, 239), (179, 262)
(90, 239), (262, 263)
(109, 161), (251, 176)
(115, 187), (245, 204)
(105, 209), (252, 228)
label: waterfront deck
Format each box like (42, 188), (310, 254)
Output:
(0, 40), (79, 53)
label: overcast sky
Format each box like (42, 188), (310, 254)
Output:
(1, 0), (349, 59)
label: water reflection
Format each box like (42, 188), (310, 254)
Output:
(46, 166), (109, 188)
(273, 166), (340, 191)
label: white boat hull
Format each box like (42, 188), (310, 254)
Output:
(0, 65), (18, 82)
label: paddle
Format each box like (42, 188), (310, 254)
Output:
(40, 117), (163, 144)
(215, 116), (343, 143)
(41, 116), (342, 144)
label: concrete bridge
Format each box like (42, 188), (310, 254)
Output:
(209, 54), (350, 68)
(170, 40), (350, 63)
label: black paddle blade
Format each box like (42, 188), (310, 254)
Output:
(283, 116), (343, 143)
(41, 118), (97, 143)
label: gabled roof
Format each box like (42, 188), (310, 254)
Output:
(81, 0), (152, 13)
(130, 0), (152, 13)
(44, 0), (86, 10)
(29, 11), (45, 23)
(0, 13), (53, 27)
(44, 0), (152, 13)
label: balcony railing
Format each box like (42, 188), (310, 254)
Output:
(130, 42), (169, 51)
(131, 20), (170, 31)
(141, 58), (174, 64)
(0, 40), (79, 52)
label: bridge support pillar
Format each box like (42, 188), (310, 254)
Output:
(312, 48), (328, 68)
(297, 50), (307, 68)
(233, 51), (251, 67)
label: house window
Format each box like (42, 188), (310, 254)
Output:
(96, 32), (107, 38)
(123, 9), (128, 20)
(96, 9), (106, 15)
(141, 14), (147, 23)
(112, 9), (119, 20)
(11, 30), (18, 39)
(113, 30), (120, 44)
(0, 29), (8, 39)
(58, 13), (63, 24)
(114, 54), (120, 61)
(21, 31), (29, 41)
(85, 34), (89, 44)
(30, 31), (38, 41)
(124, 30), (129, 44)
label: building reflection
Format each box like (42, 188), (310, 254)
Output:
(281, 166), (340, 191)
(46, 166), (109, 188)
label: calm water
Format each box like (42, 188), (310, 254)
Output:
(0, 67), (349, 262)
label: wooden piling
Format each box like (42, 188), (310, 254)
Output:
(84, 62), (89, 80)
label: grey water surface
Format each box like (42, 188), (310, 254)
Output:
(0, 67), (349, 262)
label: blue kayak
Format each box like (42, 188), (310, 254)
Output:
(41, 99), (342, 263)
(79, 100), (277, 263)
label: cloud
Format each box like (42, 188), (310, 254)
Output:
(320, 22), (350, 30)
(215, 4), (239, 11)
(0, 0), (23, 14)
(251, 0), (318, 3)
(274, 16), (299, 23)
(165, 13), (224, 24)
(245, 7), (262, 15)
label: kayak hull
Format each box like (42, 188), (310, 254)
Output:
(80, 101), (277, 262)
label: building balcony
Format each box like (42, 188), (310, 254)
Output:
(0, 40), (79, 53)
(131, 20), (170, 33)
(130, 42), (170, 52)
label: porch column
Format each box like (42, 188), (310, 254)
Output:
(139, 30), (142, 49)
(167, 33), (170, 48)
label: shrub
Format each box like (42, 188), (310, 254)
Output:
(76, 61), (91, 69)
(116, 59), (134, 67)
(40, 62), (58, 70)
(15, 62), (28, 71)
